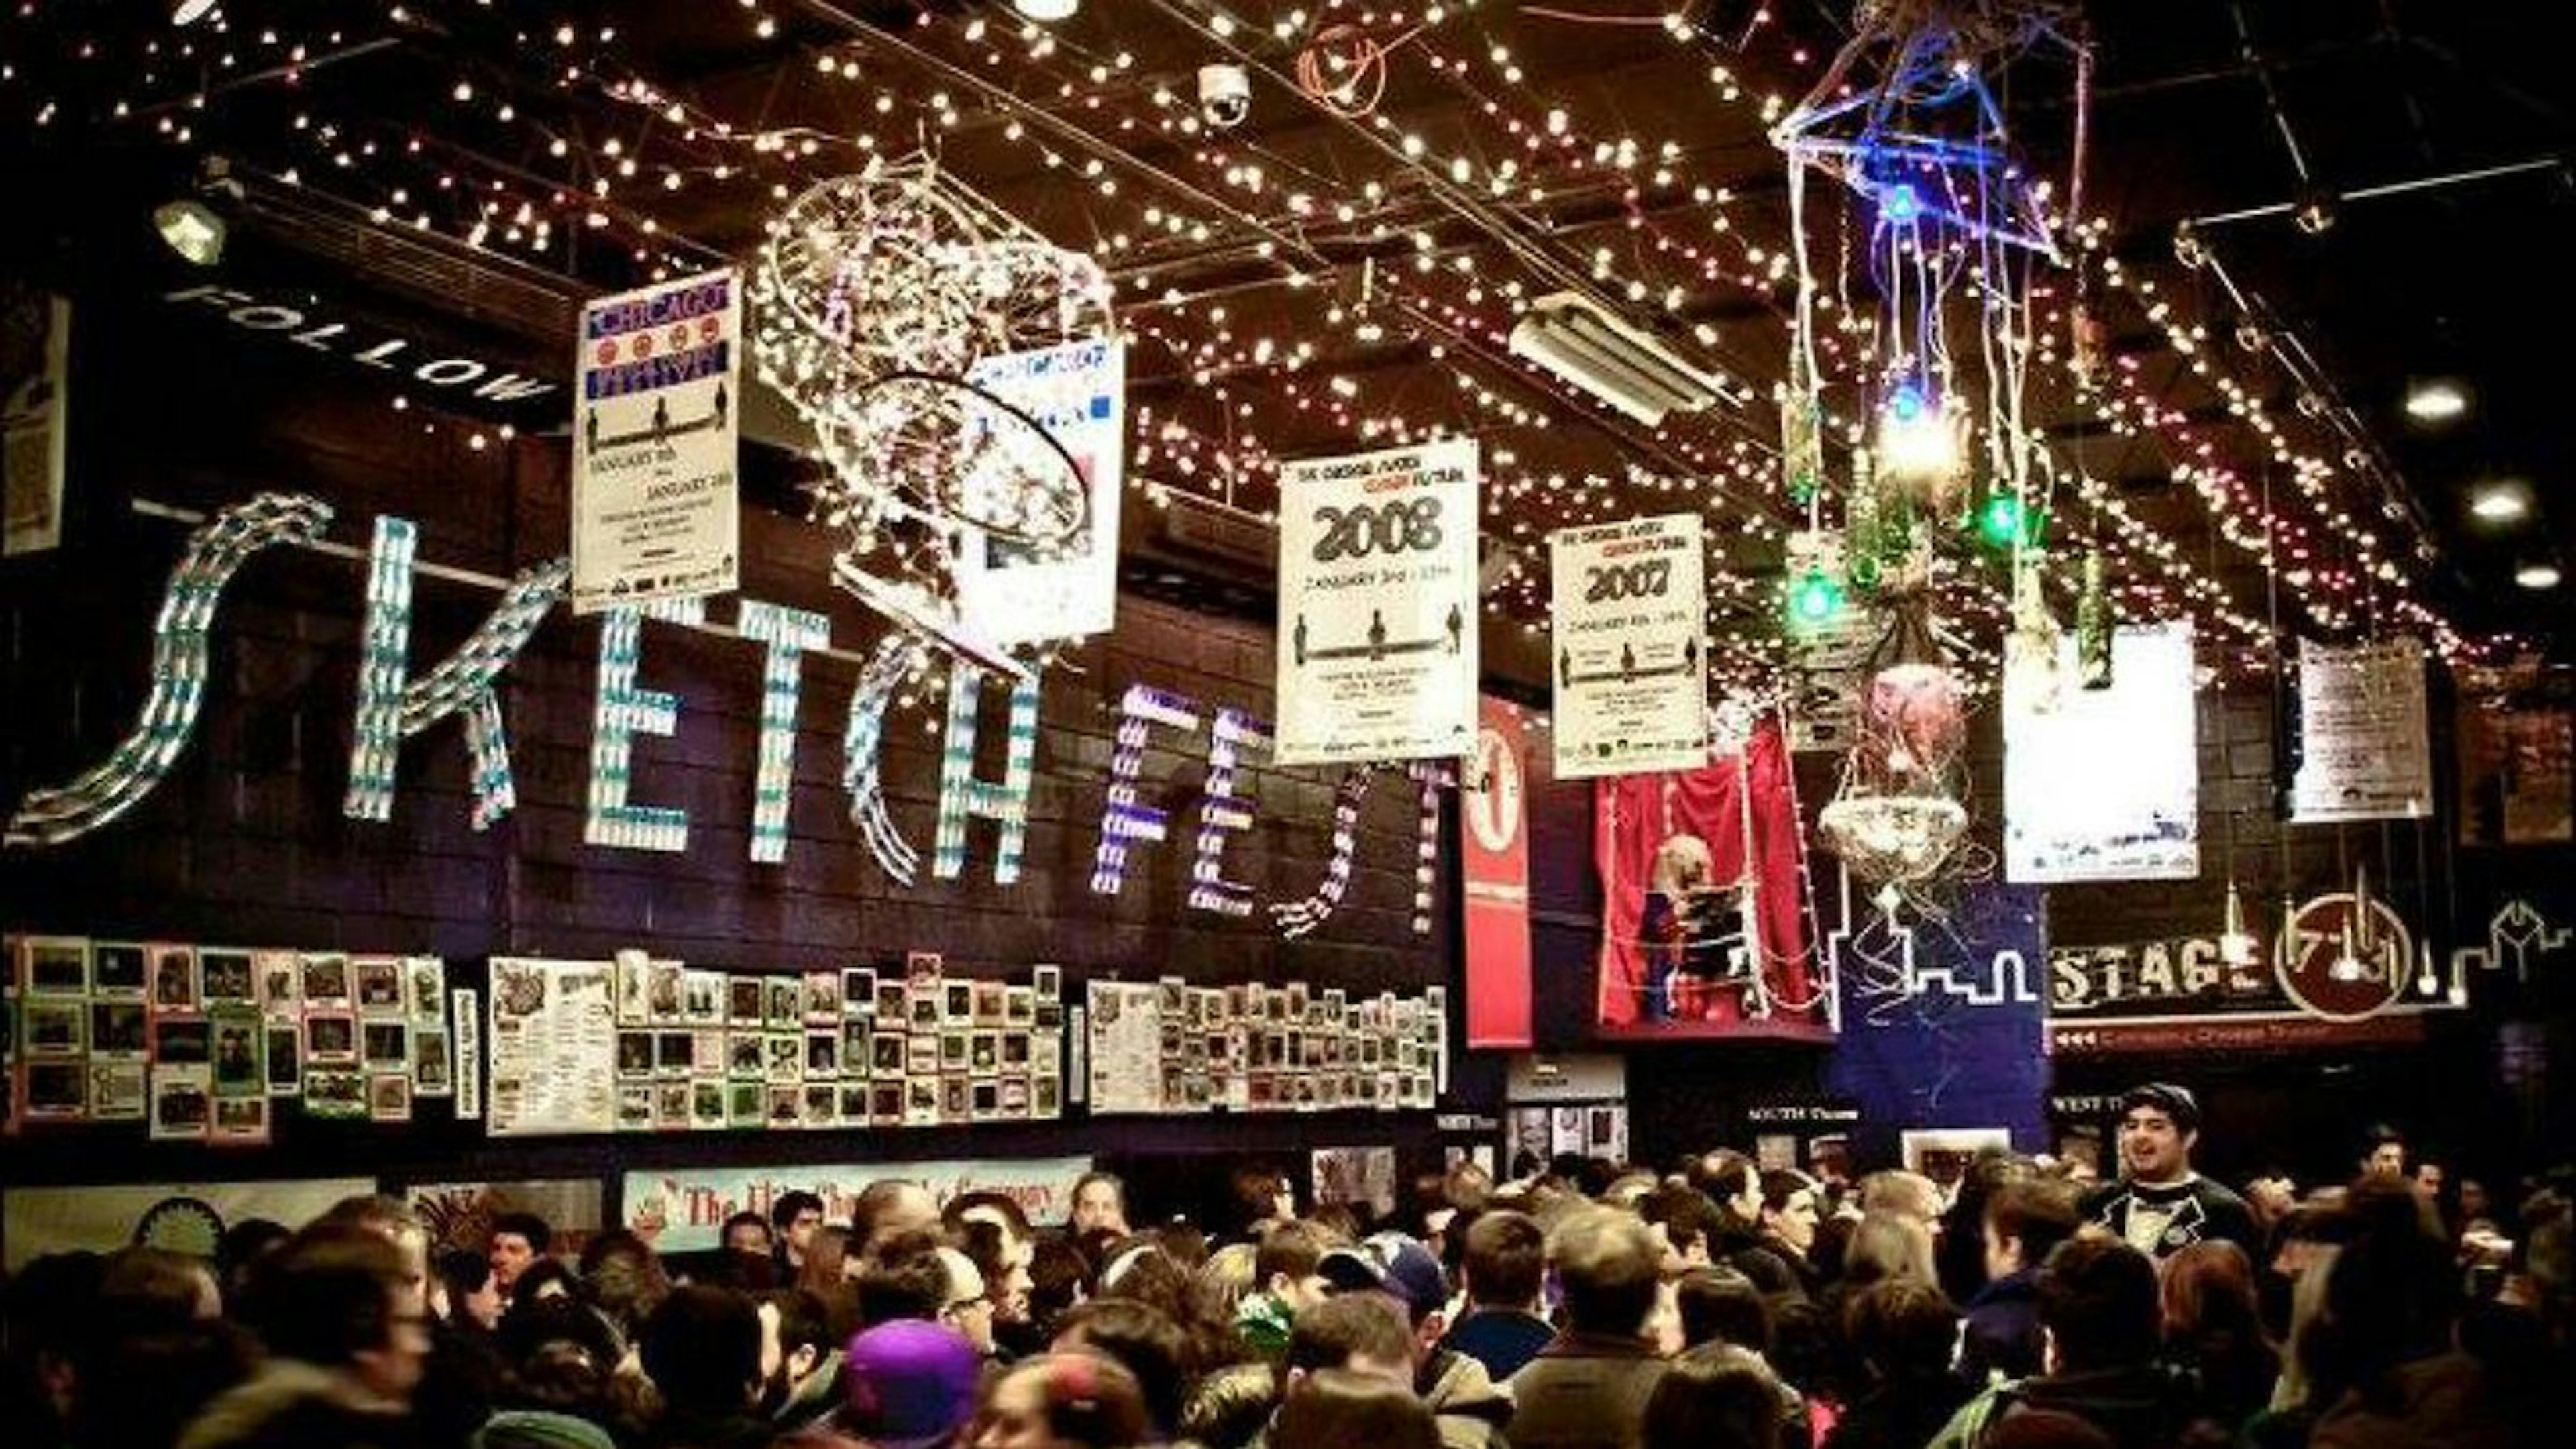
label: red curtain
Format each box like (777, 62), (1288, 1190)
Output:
(1593, 720), (1816, 1029)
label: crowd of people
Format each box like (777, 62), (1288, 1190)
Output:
(6, 1083), (2569, 1449)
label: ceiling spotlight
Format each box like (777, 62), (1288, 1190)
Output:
(2292, 189), (2338, 235)
(2404, 378), (2471, 425)
(2469, 481), (2530, 524)
(2514, 561), (2562, 591)
(154, 198), (226, 266)
(172, 0), (220, 25)
(2171, 221), (2208, 269)
(1011, 0), (1081, 20)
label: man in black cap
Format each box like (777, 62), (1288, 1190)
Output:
(2083, 1082), (2258, 1263)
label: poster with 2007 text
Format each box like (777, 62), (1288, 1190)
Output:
(1273, 438), (1480, 765)
(1549, 511), (1709, 777)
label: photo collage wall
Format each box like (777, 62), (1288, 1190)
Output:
(5, 936), (453, 1142)
(1085, 977), (1448, 1116)
(486, 950), (1067, 1138)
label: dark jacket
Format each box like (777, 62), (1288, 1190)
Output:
(2084, 1176), (2261, 1263)
(1931, 1362), (2198, 1449)
(1957, 1269), (2043, 1386)
(1443, 1307), (1557, 1383)
(1503, 1330), (1669, 1449)
(1827, 1373), (1975, 1449)
(2310, 1352), (2522, 1449)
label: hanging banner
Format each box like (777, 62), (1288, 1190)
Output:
(405, 1179), (608, 1255)
(1462, 697), (1534, 1048)
(2458, 703), (2573, 846)
(3, 1177), (374, 1269)
(484, 957), (620, 1137)
(3, 289), (70, 556)
(1548, 513), (1709, 777)
(1274, 439), (1479, 764)
(570, 268), (740, 613)
(621, 1155), (1092, 1254)
(2290, 637), (2432, 822)
(2005, 621), (2199, 883)
(955, 337), (1126, 645)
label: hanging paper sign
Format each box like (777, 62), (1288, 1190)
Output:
(1083, 979), (1164, 1117)
(1462, 698), (1533, 1048)
(1274, 439), (1480, 764)
(484, 957), (619, 1137)
(570, 268), (740, 613)
(955, 338), (1125, 645)
(1548, 513), (1709, 777)
(2005, 621), (2198, 883)
(2290, 637), (2432, 823)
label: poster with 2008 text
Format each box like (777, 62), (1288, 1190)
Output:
(1273, 438), (1480, 765)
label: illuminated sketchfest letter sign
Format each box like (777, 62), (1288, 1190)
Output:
(5, 496), (1436, 936)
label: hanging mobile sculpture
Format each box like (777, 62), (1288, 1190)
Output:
(752, 152), (1116, 678)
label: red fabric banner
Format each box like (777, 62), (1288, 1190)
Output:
(1593, 719), (1823, 1037)
(1462, 697), (1534, 1047)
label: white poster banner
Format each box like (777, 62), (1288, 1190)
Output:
(1085, 980), (1163, 1117)
(2006, 621), (2200, 883)
(1275, 439), (1480, 763)
(406, 1179), (608, 1253)
(571, 268), (740, 612)
(485, 958), (619, 1137)
(621, 1155), (1093, 1254)
(3, 290), (70, 557)
(2291, 637), (2432, 822)
(955, 337), (1125, 645)
(4, 1177), (374, 1269)
(1548, 513), (1708, 777)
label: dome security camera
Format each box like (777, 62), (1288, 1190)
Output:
(1198, 63), (1250, 129)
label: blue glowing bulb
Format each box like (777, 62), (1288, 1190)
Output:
(1889, 383), (1927, 422)
(1882, 182), (1920, 223)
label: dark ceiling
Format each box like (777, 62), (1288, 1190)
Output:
(2, 0), (2567, 676)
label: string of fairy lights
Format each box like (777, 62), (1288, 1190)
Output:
(0, 0), (2503, 686)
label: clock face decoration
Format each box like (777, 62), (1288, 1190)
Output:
(2276, 892), (2412, 1022)
(1466, 724), (1523, 855)
(133, 1195), (226, 1259)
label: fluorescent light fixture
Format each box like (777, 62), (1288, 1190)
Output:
(2514, 561), (2562, 591)
(154, 198), (227, 266)
(2404, 378), (2470, 424)
(1012, 0), (1081, 19)
(2469, 480), (2529, 523)
(1507, 292), (1735, 426)
(172, 0), (220, 25)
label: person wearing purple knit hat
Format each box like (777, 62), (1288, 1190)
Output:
(836, 1319), (983, 1449)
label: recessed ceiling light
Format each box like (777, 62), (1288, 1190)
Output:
(2404, 378), (2470, 424)
(2514, 561), (2562, 591)
(1012, 0), (1081, 21)
(2469, 481), (2530, 523)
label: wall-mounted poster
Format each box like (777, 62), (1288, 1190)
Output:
(954, 337), (1126, 645)
(3, 288), (70, 557)
(1273, 438), (1479, 764)
(1548, 513), (1708, 777)
(2290, 637), (2432, 822)
(407, 1179), (607, 1256)
(621, 1156), (1092, 1253)
(486, 958), (619, 1137)
(2457, 703), (2572, 846)
(1311, 1146), (1399, 1216)
(2005, 621), (2198, 883)
(1085, 981), (1163, 1116)
(570, 267), (740, 612)
(1462, 698), (1534, 1049)
(2, 1177), (376, 1269)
